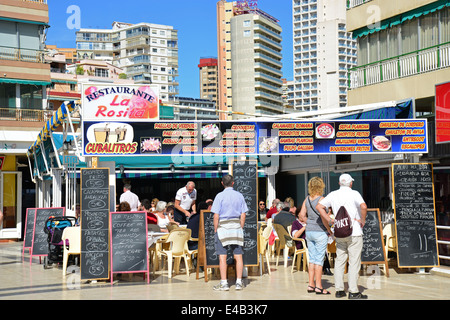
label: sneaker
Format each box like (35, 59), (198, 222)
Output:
(213, 282), (229, 291)
(348, 292), (368, 299)
(235, 281), (244, 290)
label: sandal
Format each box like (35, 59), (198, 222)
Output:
(315, 287), (331, 295)
(307, 285), (315, 293)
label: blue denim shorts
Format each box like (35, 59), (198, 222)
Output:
(214, 232), (244, 255)
(305, 231), (328, 266)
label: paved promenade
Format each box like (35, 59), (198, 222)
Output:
(1, 240), (448, 304)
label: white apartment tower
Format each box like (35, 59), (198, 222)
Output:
(76, 22), (179, 103)
(292, 0), (356, 111)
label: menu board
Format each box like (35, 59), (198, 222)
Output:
(23, 208), (36, 251)
(197, 211), (234, 282)
(110, 211), (149, 283)
(232, 159), (258, 266)
(30, 207), (65, 259)
(361, 209), (389, 276)
(392, 163), (439, 268)
(80, 168), (110, 281)
(82, 119), (427, 157)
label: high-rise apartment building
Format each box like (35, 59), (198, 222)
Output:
(76, 21), (179, 103)
(217, 1), (284, 119)
(292, 0), (356, 111)
(198, 57), (218, 106)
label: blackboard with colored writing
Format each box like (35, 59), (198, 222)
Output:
(23, 208), (36, 250)
(232, 159), (258, 266)
(31, 207), (65, 259)
(110, 211), (149, 283)
(80, 168), (110, 281)
(361, 209), (389, 276)
(392, 163), (439, 268)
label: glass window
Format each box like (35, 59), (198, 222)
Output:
(441, 7), (450, 43)
(401, 19), (419, 54)
(420, 12), (439, 49)
(20, 85), (42, 110)
(357, 36), (368, 66)
(0, 83), (16, 109)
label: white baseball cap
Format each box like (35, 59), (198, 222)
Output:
(339, 173), (354, 185)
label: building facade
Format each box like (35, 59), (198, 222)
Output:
(0, 0), (52, 239)
(346, 0), (450, 267)
(198, 57), (219, 107)
(292, 0), (356, 111)
(76, 21), (179, 103)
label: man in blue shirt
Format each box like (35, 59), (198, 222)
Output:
(211, 175), (248, 291)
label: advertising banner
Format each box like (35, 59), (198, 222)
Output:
(82, 83), (160, 122)
(436, 81), (450, 144)
(82, 119), (428, 157)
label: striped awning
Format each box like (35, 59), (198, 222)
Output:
(28, 101), (76, 154)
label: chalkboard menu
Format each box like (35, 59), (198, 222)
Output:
(23, 208), (36, 251)
(392, 163), (439, 268)
(30, 207), (65, 260)
(110, 211), (149, 283)
(361, 209), (389, 276)
(80, 168), (110, 281)
(232, 159), (258, 266)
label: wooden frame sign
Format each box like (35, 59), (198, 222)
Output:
(30, 207), (65, 264)
(361, 208), (389, 277)
(392, 163), (440, 268)
(230, 158), (259, 267)
(23, 208), (36, 256)
(110, 211), (150, 284)
(80, 168), (110, 281)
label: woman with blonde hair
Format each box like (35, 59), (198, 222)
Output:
(299, 176), (333, 295)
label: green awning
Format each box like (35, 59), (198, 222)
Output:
(0, 78), (51, 86)
(352, 0), (450, 38)
(0, 17), (49, 27)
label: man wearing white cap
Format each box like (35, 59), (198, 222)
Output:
(316, 173), (368, 299)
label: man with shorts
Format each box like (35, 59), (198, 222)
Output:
(211, 175), (248, 291)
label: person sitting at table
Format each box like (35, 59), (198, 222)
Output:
(118, 201), (131, 212)
(150, 198), (159, 212)
(155, 201), (177, 232)
(142, 199), (160, 232)
(186, 201), (210, 251)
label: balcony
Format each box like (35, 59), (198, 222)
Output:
(347, 0), (373, 9)
(0, 108), (51, 123)
(349, 41), (450, 89)
(0, 46), (45, 63)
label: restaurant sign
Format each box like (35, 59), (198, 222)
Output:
(81, 83), (159, 122)
(82, 119), (428, 157)
(436, 81), (450, 144)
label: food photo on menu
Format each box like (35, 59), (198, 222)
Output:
(259, 136), (279, 153)
(372, 135), (392, 152)
(315, 122), (335, 139)
(140, 137), (162, 154)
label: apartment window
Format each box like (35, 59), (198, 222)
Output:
(420, 13), (439, 49)
(401, 19), (418, 54)
(95, 68), (109, 77)
(244, 30), (251, 37)
(441, 7), (450, 43)
(243, 20), (251, 27)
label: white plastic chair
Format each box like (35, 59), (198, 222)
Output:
(61, 227), (81, 277)
(160, 228), (192, 278)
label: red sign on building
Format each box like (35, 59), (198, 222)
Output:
(436, 81), (450, 144)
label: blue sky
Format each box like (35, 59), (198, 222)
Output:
(46, 0), (293, 98)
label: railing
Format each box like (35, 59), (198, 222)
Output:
(349, 41), (450, 89)
(347, 0), (372, 9)
(0, 46), (45, 63)
(0, 108), (52, 122)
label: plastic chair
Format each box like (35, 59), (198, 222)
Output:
(291, 236), (309, 273)
(383, 223), (397, 256)
(185, 237), (198, 271)
(61, 227), (81, 277)
(160, 228), (192, 278)
(259, 225), (272, 275)
(273, 223), (296, 268)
